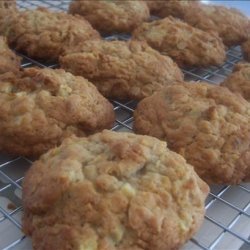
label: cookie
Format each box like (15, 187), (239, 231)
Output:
(132, 17), (226, 68)
(134, 82), (250, 184)
(0, 0), (15, 8)
(146, 0), (198, 19)
(179, 3), (250, 47)
(68, 0), (150, 34)
(0, 7), (100, 60)
(242, 39), (250, 62)
(22, 130), (209, 250)
(60, 40), (183, 100)
(0, 36), (20, 74)
(0, 68), (114, 157)
(221, 63), (250, 102)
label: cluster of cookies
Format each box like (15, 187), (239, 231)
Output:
(0, 0), (250, 250)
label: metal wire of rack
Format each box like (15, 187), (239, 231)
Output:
(0, 1), (249, 249)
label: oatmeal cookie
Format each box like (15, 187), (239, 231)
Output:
(221, 63), (250, 102)
(134, 82), (250, 184)
(242, 39), (250, 62)
(181, 4), (250, 47)
(60, 40), (183, 100)
(0, 7), (100, 60)
(132, 17), (226, 68)
(0, 0), (15, 8)
(22, 130), (209, 250)
(0, 68), (114, 157)
(0, 36), (20, 74)
(68, 0), (150, 34)
(146, 0), (198, 19)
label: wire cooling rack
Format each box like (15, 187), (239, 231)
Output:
(0, 1), (249, 250)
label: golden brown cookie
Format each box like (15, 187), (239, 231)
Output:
(0, 7), (100, 60)
(146, 0), (198, 18)
(242, 39), (250, 61)
(134, 82), (250, 184)
(0, 68), (115, 157)
(22, 130), (209, 250)
(0, 0), (16, 8)
(68, 0), (150, 34)
(60, 40), (183, 100)
(180, 4), (250, 47)
(221, 63), (250, 102)
(132, 17), (226, 68)
(0, 36), (20, 74)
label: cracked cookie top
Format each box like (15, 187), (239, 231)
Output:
(134, 82), (250, 184)
(0, 7), (100, 60)
(181, 4), (250, 47)
(22, 130), (209, 250)
(132, 17), (226, 67)
(60, 40), (183, 100)
(69, 0), (150, 34)
(0, 68), (114, 156)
